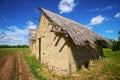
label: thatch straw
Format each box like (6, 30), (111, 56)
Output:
(40, 8), (110, 48)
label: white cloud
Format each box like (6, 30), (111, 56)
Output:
(0, 26), (28, 45)
(89, 15), (105, 25)
(115, 12), (120, 18)
(27, 21), (37, 29)
(6, 26), (28, 36)
(0, 21), (37, 45)
(105, 30), (113, 33)
(85, 6), (112, 12)
(58, 0), (76, 14)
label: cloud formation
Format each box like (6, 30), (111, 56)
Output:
(0, 21), (37, 45)
(58, 0), (76, 14)
(27, 21), (37, 29)
(85, 6), (112, 12)
(89, 15), (105, 25)
(105, 30), (113, 33)
(115, 12), (120, 18)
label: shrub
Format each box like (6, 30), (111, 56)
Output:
(111, 41), (120, 51)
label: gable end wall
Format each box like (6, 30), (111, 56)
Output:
(36, 14), (72, 74)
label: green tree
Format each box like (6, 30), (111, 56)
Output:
(118, 30), (120, 41)
(111, 30), (120, 51)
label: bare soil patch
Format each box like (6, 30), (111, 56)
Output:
(0, 51), (35, 80)
(0, 54), (15, 80)
(18, 51), (34, 80)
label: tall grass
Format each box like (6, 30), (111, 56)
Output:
(22, 49), (46, 80)
(101, 49), (120, 80)
(78, 48), (120, 80)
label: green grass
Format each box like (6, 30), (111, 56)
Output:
(0, 48), (18, 58)
(76, 48), (120, 80)
(25, 48), (120, 80)
(22, 48), (46, 80)
(100, 49), (120, 80)
(0, 48), (120, 80)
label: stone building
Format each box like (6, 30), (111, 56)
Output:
(29, 29), (36, 55)
(29, 8), (110, 74)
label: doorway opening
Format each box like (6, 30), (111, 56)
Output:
(39, 38), (41, 61)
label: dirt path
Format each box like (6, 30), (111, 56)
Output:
(0, 54), (15, 80)
(0, 51), (35, 80)
(18, 52), (34, 80)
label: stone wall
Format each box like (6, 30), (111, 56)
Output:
(36, 14), (71, 74)
(32, 41), (36, 55)
(29, 29), (37, 55)
(68, 40), (103, 73)
(29, 40), (36, 55)
(35, 14), (104, 74)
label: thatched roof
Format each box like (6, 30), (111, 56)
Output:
(40, 8), (110, 48)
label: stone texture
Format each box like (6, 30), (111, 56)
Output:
(29, 14), (104, 75)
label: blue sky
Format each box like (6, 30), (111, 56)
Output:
(0, 0), (120, 45)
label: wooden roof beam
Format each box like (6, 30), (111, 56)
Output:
(50, 29), (66, 34)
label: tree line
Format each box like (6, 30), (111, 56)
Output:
(0, 45), (29, 48)
(102, 30), (120, 51)
(111, 30), (120, 51)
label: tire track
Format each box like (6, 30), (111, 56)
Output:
(18, 51), (35, 80)
(0, 54), (15, 80)
(0, 51), (35, 80)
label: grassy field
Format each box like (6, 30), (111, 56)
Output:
(0, 48), (17, 58)
(0, 48), (120, 80)
(76, 49), (120, 80)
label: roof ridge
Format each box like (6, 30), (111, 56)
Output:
(39, 8), (110, 47)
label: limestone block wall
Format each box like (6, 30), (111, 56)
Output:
(36, 13), (44, 60)
(29, 41), (36, 55)
(36, 14), (104, 74)
(69, 45), (94, 72)
(68, 40), (103, 73)
(41, 33), (70, 74)
(36, 39), (40, 60)
(36, 14), (71, 74)
(31, 41), (36, 55)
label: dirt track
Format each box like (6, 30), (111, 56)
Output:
(0, 51), (35, 80)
